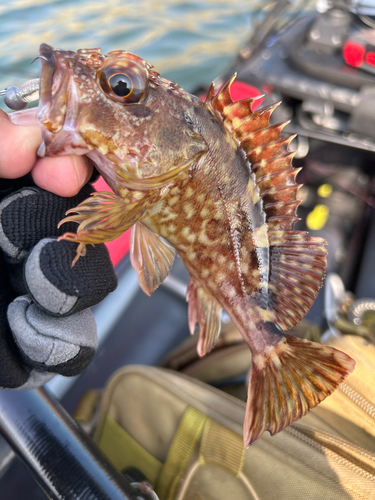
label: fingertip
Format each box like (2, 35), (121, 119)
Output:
(31, 155), (93, 197)
(0, 110), (41, 178)
(72, 154), (94, 189)
(8, 108), (38, 127)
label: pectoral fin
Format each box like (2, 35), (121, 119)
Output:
(130, 222), (176, 296)
(186, 279), (222, 356)
(58, 189), (162, 265)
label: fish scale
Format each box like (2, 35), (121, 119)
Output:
(35, 43), (355, 447)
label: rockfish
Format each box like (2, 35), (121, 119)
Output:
(36, 43), (355, 447)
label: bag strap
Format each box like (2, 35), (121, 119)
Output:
(200, 419), (245, 476)
(156, 407), (207, 500)
(98, 414), (163, 485)
(156, 407), (254, 500)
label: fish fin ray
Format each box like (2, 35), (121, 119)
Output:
(210, 74), (236, 114)
(58, 189), (159, 264)
(186, 280), (222, 356)
(268, 230), (327, 330)
(206, 74), (265, 124)
(186, 278), (199, 335)
(205, 82), (216, 105)
(244, 332), (355, 447)
(130, 222), (175, 296)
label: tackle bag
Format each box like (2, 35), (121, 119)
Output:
(77, 332), (375, 500)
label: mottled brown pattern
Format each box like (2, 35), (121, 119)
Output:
(37, 44), (355, 446)
(141, 123), (267, 337)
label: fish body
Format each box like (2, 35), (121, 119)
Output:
(36, 43), (355, 446)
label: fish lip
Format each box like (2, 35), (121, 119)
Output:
(36, 43), (88, 157)
(37, 43), (56, 124)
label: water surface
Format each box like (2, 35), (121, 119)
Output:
(0, 0), (266, 110)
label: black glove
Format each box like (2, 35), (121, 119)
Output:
(0, 176), (117, 389)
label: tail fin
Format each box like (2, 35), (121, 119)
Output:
(244, 334), (355, 447)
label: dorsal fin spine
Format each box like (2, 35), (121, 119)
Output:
(267, 216), (300, 230)
(211, 74), (237, 111)
(265, 200), (301, 215)
(228, 94), (264, 111)
(258, 166), (302, 186)
(205, 82), (216, 104)
(228, 102), (280, 134)
(224, 98), (254, 120)
(248, 136), (296, 163)
(240, 121), (291, 152)
(252, 152), (296, 176)
(261, 185), (302, 204)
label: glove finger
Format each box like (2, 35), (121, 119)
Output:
(0, 175), (34, 203)
(25, 238), (117, 316)
(0, 184), (95, 262)
(7, 295), (98, 377)
(0, 251), (30, 388)
(0, 187), (38, 261)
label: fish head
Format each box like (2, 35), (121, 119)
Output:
(37, 43), (207, 191)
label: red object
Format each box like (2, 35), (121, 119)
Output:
(200, 80), (263, 109)
(343, 41), (365, 67)
(365, 51), (375, 66)
(261, 83), (274, 95)
(93, 177), (131, 267)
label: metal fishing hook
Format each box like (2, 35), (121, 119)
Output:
(30, 55), (49, 64)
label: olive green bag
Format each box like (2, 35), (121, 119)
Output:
(86, 333), (375, 500)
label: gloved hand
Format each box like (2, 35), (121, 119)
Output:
(0, 176), (117, 389)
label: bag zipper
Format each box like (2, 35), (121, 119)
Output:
(338, 382), (375, 419)
(285, 425), (375, 481)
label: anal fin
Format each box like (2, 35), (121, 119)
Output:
(130, 221), (175, 296)
(244, 330), (355, 447)
(186, 279), (222, 356)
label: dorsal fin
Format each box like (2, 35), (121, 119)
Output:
(206, 75), (327, 331)
(205, 75), (297, 221)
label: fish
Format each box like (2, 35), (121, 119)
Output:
(36, 43), (355, 447)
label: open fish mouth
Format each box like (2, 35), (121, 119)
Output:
(36, 43), (89, 157)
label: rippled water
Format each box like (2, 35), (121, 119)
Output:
(0, 0), (267, 111)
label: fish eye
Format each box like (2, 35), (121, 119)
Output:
(109, 73), (132, 97)
(98, 58), (149, 104)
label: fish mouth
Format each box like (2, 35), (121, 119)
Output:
(37, 44), (55, 125)
(37, 43), (88, 157)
